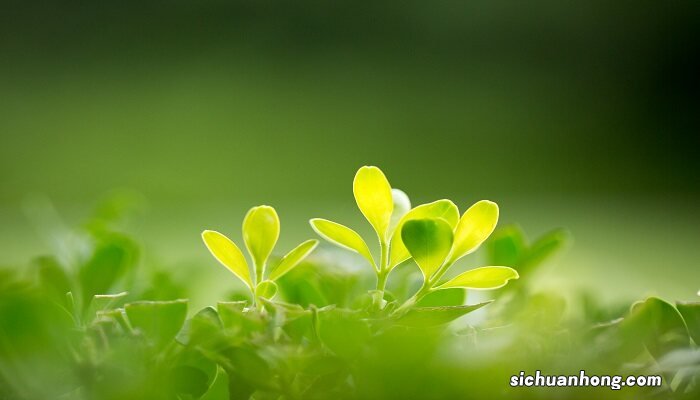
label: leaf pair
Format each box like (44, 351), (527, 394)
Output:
(202, 205), (318, 299)
(311, 166), (396, 272)
(399, 201), (518, 291)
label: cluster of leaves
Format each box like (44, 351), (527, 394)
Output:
(2, 168), (699, 400)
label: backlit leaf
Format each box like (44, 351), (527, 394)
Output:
(449, 200), (499, 264)
(353, 166), (393, 240)
(437, 266), (519, 290)
(401, 219), (453, 279)
(389, 200), (459, 268)
(202, 230), (253, 289)
(268, 239), (318, 280)
(310, 218), (376, 269)
(242, 205), (279, 280)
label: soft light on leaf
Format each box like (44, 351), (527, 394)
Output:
(268, 239), (318, 280)
(310, 218), (376, 269)
(255, 280), (278, 299)
(242, 206), (279, 279)
(389, 199), (460, 268)
(437, 266), (519, 290)
(202, 230), (253, 289)
(353, 166), (393, 240)
(449, 200), (499, 263)
(389, 188), (411, 234)
(401, 219), (454, 279)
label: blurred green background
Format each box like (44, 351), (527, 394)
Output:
(1, 1), (699, 306)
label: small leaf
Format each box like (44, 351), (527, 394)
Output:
(486, 225), (526, 267)
(449, 200), (499, 264)
(438, 266), (519, 290)
(676, 301), (700, 345)
(202, 230), (253, 289)
(242, 205), (279, 280)
(125, 299), (188, 348)
(389, 199), (459, 268)
(78, 233), (138, 311)
(176, 306), (222, 347)
(268, 239), (318, 280)
(398, 302), (492, 327)
(620, 297), (690, 360)
(310, 218), (376, 268)
(401, 219), (454, 279)
(522, 228), (570, 270)
(353, 166), (393, 240)
(389, 188), (411, 234)
(255, 280), (278, 299)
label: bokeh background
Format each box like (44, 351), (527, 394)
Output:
(1, 1), (699, 309)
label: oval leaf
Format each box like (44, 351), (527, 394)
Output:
(310, 218), (376, 269)
(242, 205), (280, 280)
(449, 200), (499, 264)
(353, 166), (393, 241)
(401, 219), (454, 279)
(202, 230), (253, 288)
(255, 280), (278, 299)
(389, 199), (460, 268)
(269, 239), (318, 280)
(437, 266), (519, 290)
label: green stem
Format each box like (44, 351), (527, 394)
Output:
(372, 238), (389, 310)
(392, 260), (455, 316)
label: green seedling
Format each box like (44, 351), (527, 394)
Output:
(310, 166), (518, 312)
(202, 205), (319, 306)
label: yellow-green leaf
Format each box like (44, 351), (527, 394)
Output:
(389, 200), (459, 268)
(242, 205), (279, 280)
(401, 219), (454, 279)
(201, 230), (253, 288)
(448, 200), (499, 264)
(269, 239), (318, 280)
(310, 219), (376, 269)
(353, 166), (393, 241)
(437, 266), (518, 290)
(255, 280), (278, 299)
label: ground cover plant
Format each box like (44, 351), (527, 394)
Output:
(1, 167), (699, 400)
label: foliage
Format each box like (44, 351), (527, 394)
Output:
(1, 168), (699, 400)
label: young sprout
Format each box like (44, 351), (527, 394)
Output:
(394, 200), (519, 314)
(310, 166), (518, 312)
(201, 205), (318, 306)
(310, 166), (413, 295)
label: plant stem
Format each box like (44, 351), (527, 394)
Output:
(392, 260), (455, 316)
(372, 238), (389, 310)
